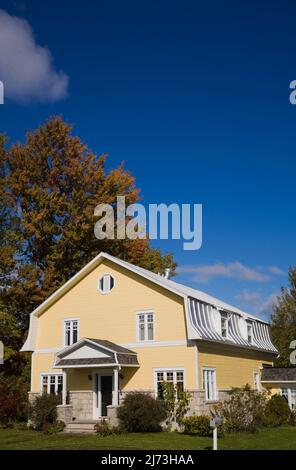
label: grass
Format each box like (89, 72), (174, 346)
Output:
(0, 425), (296, 450)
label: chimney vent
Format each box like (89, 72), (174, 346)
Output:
(164, 268), (171, 279)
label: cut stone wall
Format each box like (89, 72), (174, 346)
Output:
(69, 391), (93, 421)
(57, 404), (73, 423)
(107, 405), (119, 426)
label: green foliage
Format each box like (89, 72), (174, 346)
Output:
(213, 385), (270, 434)
(288, 409), (296, 425)
(271, 267), (296, 366)
(0, 374), (28, 425)
(182, 415), (212, 436)
(159, 382), (191, 428)
(42, 420), (65, 435)
(0, 117), (176, 381)
(117, 392), (166, 433)
(94, 419), (122, 436)
(262, 394), (291, 427)
(28, 393), (61, 431)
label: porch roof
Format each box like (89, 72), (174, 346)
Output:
(261, 366), (296, 383)
(54, 337), (139, 368)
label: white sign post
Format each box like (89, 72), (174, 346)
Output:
(210, 417), (221, 451)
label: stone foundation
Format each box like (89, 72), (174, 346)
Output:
(107, 405), (119, 426)
(69, 391), (93, 421)
(57, 404), (73, 423)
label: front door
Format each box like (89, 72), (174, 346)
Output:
(100, 375), (113, 416)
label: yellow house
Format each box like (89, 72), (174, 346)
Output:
(21, 252), (278, 428)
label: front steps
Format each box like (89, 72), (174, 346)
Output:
(64, 419), (107, 434)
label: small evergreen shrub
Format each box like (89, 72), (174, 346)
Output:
(117, 392), (166, 432)
(94, 419), (122, 436)
(182, 415), (212, 436)
(263, 394), (291, 427)
(29, 393), (61, 430)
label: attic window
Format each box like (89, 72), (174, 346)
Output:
(221, 312), (228, 338)
(247, 320), (253, 343)
(98, 274), (115, 294)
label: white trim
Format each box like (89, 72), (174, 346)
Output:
(40, 372), (66, 395)
(220, 312), (229, 339)
(153, 367), (186, 398)
(261, 380), (296, 384)
(92, 369), (116, 419)
(97, 273), (116, 294)
(136, 310), (155, 342)
(194, 345), (199, 388)
(53, 363), (119, 369)
(202, 367), (217, 401)
(63, 318), (79, 347)
(253, 370), (261, 391)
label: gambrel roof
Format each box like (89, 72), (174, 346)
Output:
(21, 251), (278, 355)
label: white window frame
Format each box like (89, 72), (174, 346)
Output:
(202, 367), (217, 402)
(136, 311), (155, 342)
(253, 371), (261, 391)
(154, 368), (186, 399)
(40, 373), (65, 395)
(63, 318), (79, 347)
(98, 273), (115, 294)
(280, 385), (296, 410)
(221, 312), (229, 338)
(246, 320), (253, 344)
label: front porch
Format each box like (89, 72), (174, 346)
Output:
(53, 338), (139, 425)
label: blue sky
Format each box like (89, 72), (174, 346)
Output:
(0, 0), (296, 319)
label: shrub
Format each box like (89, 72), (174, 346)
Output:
(42, 420), (65, 434)
(29, 393), (61, 430)
(94, 419), (122, 436)
(159, 382), (191, 428)
(263, 394), (291, 427)
(182, 415), (212, 436)
(0, 375), (28, 425)
(117, 392), (166, 432)
(213, 385), (269, 434)
(288, 409), (296, 426)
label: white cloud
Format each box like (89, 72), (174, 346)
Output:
(178, 261), (286, 284)
(268, 266), (285, 276)
(0, 9), (69, 103)
(236, 289), (279, 320)
(258, 293), (278, 318)
(177, 261), (272, 283)
(236, 289), (262, 307)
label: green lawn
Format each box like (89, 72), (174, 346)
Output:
(0, 426), (295, 450)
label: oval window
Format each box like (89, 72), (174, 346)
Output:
(98, 274), (115, 293)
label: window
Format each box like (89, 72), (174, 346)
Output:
(254, 371), (260, 391)
(137, 312), (154, 341)
(64, 319), (78, 346)
(247, 321), (253, 343)
(221, 312), (228, 338)
(156, 370), (184, 399)
(202, 368), (217, 401)
(98, 274), (115, 293)
(41, 374), (63, 395)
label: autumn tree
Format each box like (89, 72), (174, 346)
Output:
(271, 267), (296, 366)
(0, 117), (176, 366)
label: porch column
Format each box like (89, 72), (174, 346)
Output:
(62, 370), (67, 405)
(113, 367), (119, 406)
